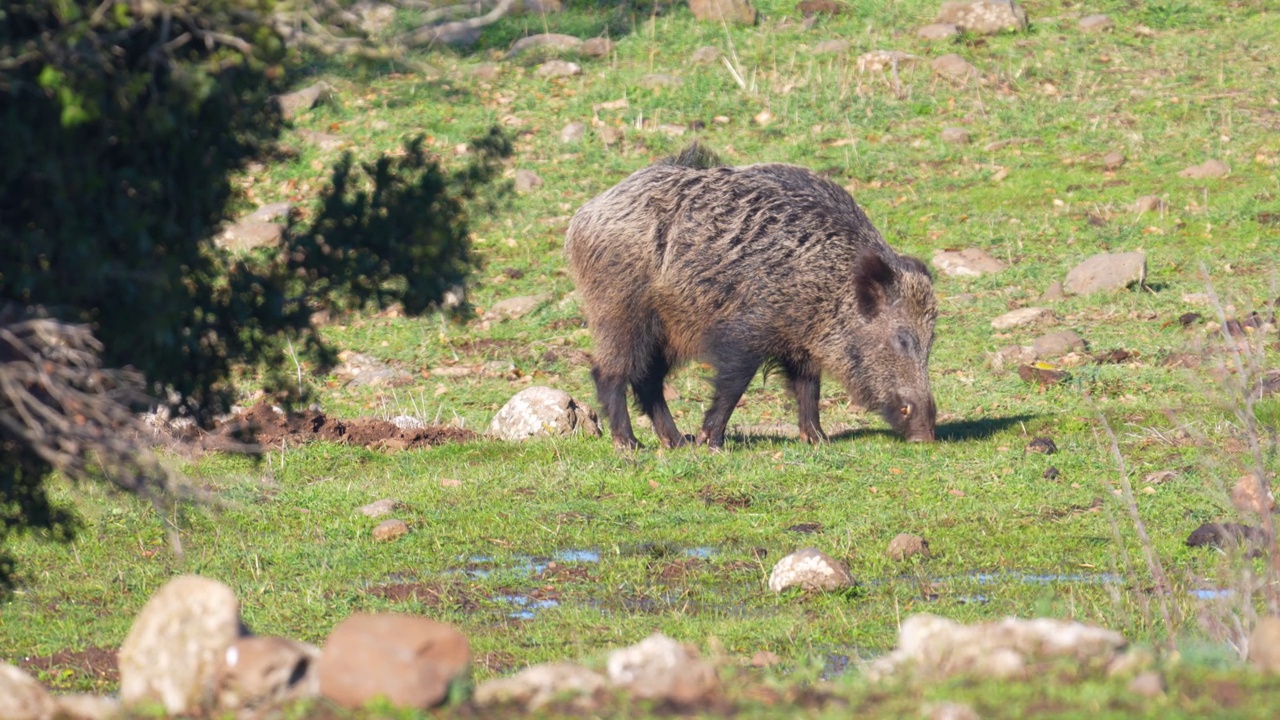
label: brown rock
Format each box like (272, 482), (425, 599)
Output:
(1078, 14), (1114, 33)
(1231, 473), (1276, 515)
(216, 636), (320, 711)
(373, 519), (409, 541)
(933, 54), (981, 81)
(1250, 616), (1280, 674)
(886, 533), (931, 561)
(1018, 364), (1068, 386)
(991, 306), (1054, 330)
(0, 662), (55, 720)
(536, 60), (581, 79)
(1102, 151), (1125, 171)
(506, 33), (583, 58)
(514, 169), (544, 193)
(796, 0), (844, 16)
(689, 0), (757, 24)
(359, 498), (399, 518)
(940, 126), (970, 144)
(917, 23), (960, 40)
(1178, 159), (1230, 179)
(1064, 251), (1146, 295)
(318, 614), (470, 709)
(1039, 280), (1065, 302)
(936, 0), (1028, 35)
(768, 548), (855, 592)
(580, 37), (616, 58)
(750, 650), (781, 667)
(813, 39), (851, 55)
(1032, 330), (1085, 358)
(274, 83), (331, 121)
(218, 221), (284, 252)
(932, 248), (1006, 277)
(118, 575), (243, 714)
(1132, 195), (1166, 214)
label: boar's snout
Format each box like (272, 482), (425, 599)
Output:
(885, 393), (937, 442)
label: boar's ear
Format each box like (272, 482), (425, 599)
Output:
(854, 250), (896, 317)
(898, 254), (933, 281)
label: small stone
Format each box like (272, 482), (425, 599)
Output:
(1127, 671), (1165, 697)
(1032, 330), (1085, 358)
(1027, 437), (1057, 454)
(991, 307), (1054, 330)
(1064, 251), (1146, 295)
(886, 533), (931, 561)
(768, 547), (856, 592)
(1102, 151), (1125, 170)
(928, 702), (980, 720)
(119, 576), (243, 714)
(1039, 281), (1065, 302)
(580, 37), (616, 58)
(1078, 14), (1114, 33)
(470, 63), (502, 81)
(935, 0), (1028, 35)
(932, 54), (981, 81)
(335, 351), (412, 388)
(990, 345), (1037, 370)
(373, 519), (408, 541)
(506, 33), (583, 58)
(360, 498), (399, 518)
(1231, 473), (1276, 515)
(856, 50), (920, 73)
(639, 73), (683, 89)
(52, 693), (122, 720)
(1249, 617), (1280, 674)
(318, 614), (470, 709)
(917, 23), (960, 40)
(514, 169), (544, 193)
(218, 221), (284, 252)
(243, 202), (292, 224)
(750, 650), (781, 667)
(940, 126), (970, 144)
(932, 248), (1006, 277)
(689, 0), (757, 24)
(606, 634), (720, 705)
(813, 39), (851, 55)
(1178, 159), (1230, 179)
(274, 82), (331, 121)
(1018, 364), (1068, 386)
(691, 46), (721, 64)
(1132, 196), (1166, 214)
(487, 386), (602, 441)
(0, 663), (55, 720)
(486, 294), (548, 320)
(560, 122), (587, 144)
(474, 662), (605, 709)
(216, 636), (320, 711)
(536, 60), (581, 79)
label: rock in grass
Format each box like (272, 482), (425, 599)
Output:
(1039, 281), (1065, 302)
(506, 33), (582, 58)
(360, 498), (399, 518)
(1018, 364), (1068, 386)
(1102, 151), (1126, 171)
(606, 634), (720, 704)
(373, 519), (409, 542)
(1128, 671), (1166, 698)
(1064, 251), (1146, 295)
(274, 83), (331, 121)
(1232, 473), (1277, 515)
(932, 248), (1006, 277)
(1178, 159), (1230, 179)
(0, 662), (55, 720)
(1249, 616), (1280, 674)
(216, 636), (320, 712)
(487, 386), (601, 441)
(932, 54), (981, 81)
(318, 614), (470, 709)
(1078, 14), (1114, 33)
(935, 0), (1028, 35)
(536, 60), (581, 79)
(486, 294), (548, 320)
(218, 220), (284, 252)
(866, 614), (1127, 682)
(886, 533), (931, 561)
(940, 126), (970, 144)
(119, 576), (243, 714)
(474, 662), (605, 709)
(560, 122), (587, 144)
(991, 307), (1054, 330)
(514, 169), (544, 193)
(917, 23), (960, 40)
(691, 46), (722, 64)
(1032, 330), (1085, 359)
(813, 39), (851, 55)
(768, 548), (855, 592)
(1132, 196), (1166, 214)
(689, 0), (757, 25)
(580, 37), (616, 58)
(1026, 436), (1057, 454)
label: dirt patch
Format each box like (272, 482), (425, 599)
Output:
(536, 563), (594, 582)
(18, 645), (119, 689)
(366, 580), (479, 612)
(222, 402), (476, 450)
(700, 485), (753, 511)
(656, 557), (706, 582)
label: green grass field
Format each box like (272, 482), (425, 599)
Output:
(5, 0), (1280, 715)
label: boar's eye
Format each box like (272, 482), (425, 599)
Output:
(893, 328), (918, 355)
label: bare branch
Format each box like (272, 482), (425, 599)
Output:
(392, 0), (515, 47)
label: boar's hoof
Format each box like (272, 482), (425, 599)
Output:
(907, 431), (936, 443)
(613, 436), (642, 451)
(799, 429), (829, 445)
(660, 433), (695, 449)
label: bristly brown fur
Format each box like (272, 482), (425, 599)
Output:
(565, 145), (938, 450)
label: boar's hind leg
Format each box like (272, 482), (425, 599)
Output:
(592, 365), (640, 450)
(631, 351), (688, 448)
(696, 352), (763, 450)
(785, 368), (828, 444)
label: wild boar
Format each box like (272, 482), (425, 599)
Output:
(564, 145), (937, 449)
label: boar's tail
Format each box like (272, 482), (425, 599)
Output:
(660, 142), (724, 169)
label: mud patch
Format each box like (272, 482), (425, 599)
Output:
(365, 579), (480, 612)
(655, 557), (707, 582)
(18, 645), (119, 690)
(223, 402), (475, 450)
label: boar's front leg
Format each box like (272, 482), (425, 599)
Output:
(696, 350), (763, 450)
(631, 350), (689, 448)
(591, 365), (640, 450)
(786, 369), (828, 444)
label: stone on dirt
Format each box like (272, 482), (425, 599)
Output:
(215, 636), (320, 712)
(866, 614), (1127, 682)
(606, 634), (720, 705)
(932, 54), (980, 81)
(886, 533), (931, 561)
(991, 307), (1054, 330)
(373, 519), (409, 542)
(768, 548), (855, 592)
(118, 575), (243, 714)
(932, 248), (1006, 277)
(474, 662), (605, 709)
(506, 33), (583, 58)
(487, 386), (602, 441)
(689, 0), (757, 25)
(1032, 330), (1085, 358)
(317, 614), (470, 709)
(1064, 251), (1146, 295)
(0, 662), (55, 720)
(1249, 616), (1280, 674)
(935, 0), (1028, 35)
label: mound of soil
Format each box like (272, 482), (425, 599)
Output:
(224, 402), (476, 451)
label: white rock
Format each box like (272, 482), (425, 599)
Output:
(605, 634), (719, 704)
(768, 548), (855, 592)
(936, 0), (1028, 35)
(1064, 251), (1146, 295)
(991, 307), (1054, 330)
(474, 662), (605, 709)
(0, 662), (55, 720)
(932, 248), (1007, 277)
(487, 387), (601, 441)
